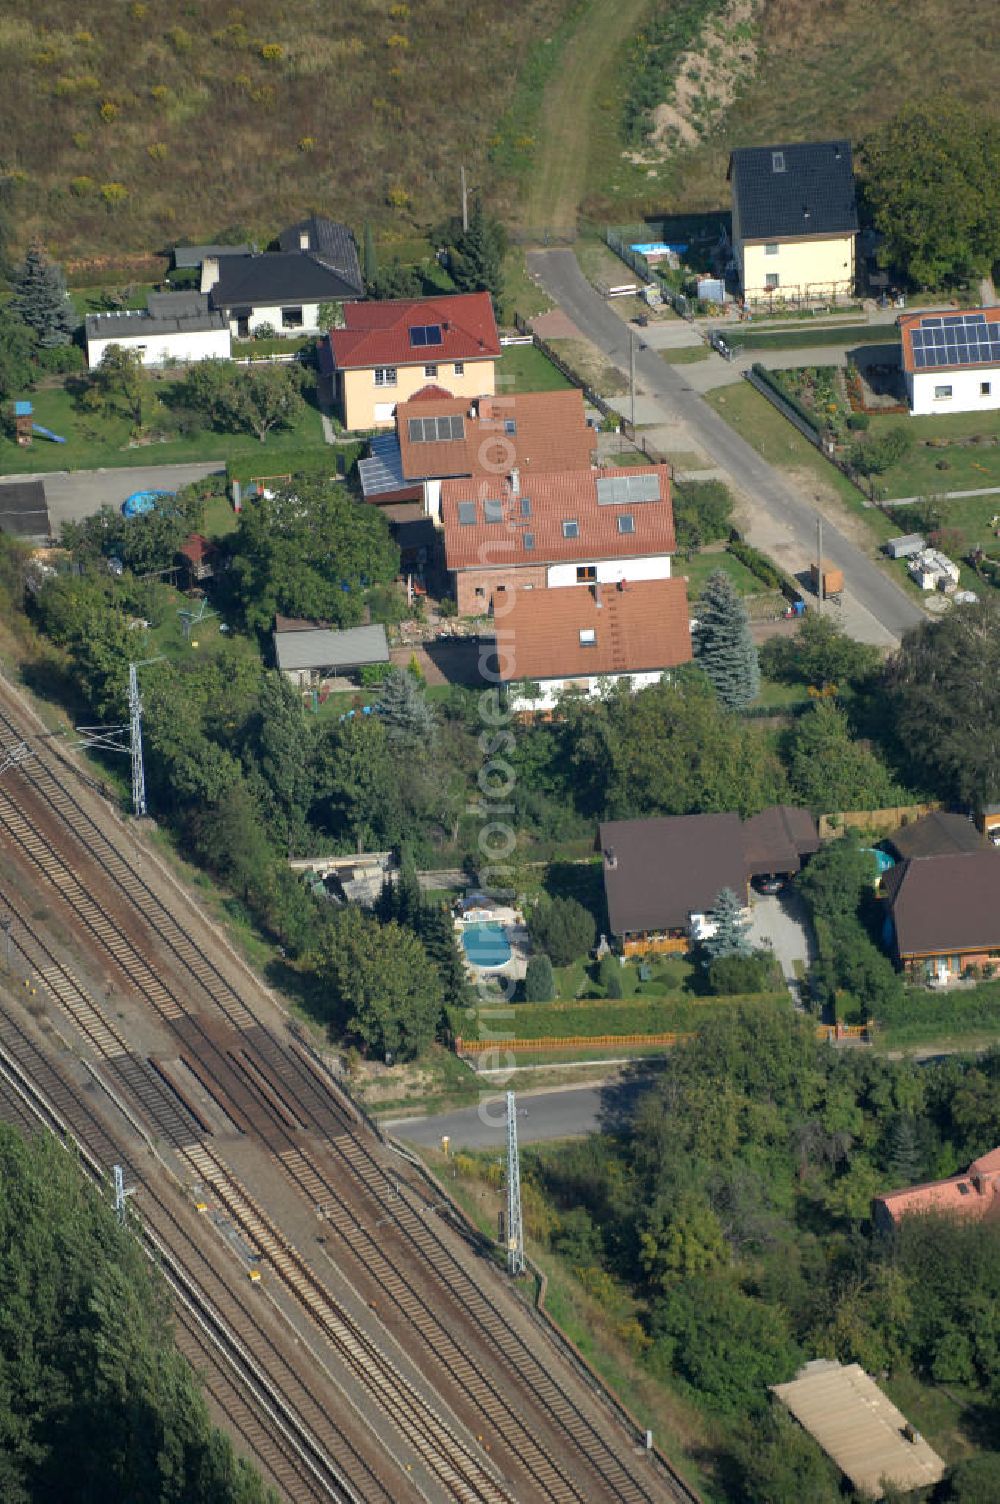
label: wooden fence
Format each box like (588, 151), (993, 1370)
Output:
(819, 804), (940, 840)
(456, 1022), (870, 1055)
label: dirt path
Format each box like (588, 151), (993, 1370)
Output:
(520, 0), (651, 233)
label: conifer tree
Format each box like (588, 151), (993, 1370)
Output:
(449, 197), (506, 308)
(694, 569), (760, 710)
(378, 666), (437, 746)
(703, 887), (753, 960)
(11, 242), (76, 347)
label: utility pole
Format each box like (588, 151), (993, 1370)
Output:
(628, 327), (636, 434)
(505, 1091), (525, 1276)
(816, 515), (824, 616)
(460, 165), (469, 233)
(128, 663), (147, 818)
(113, 1165), (135, 1225)
(1, 915), (11, 971)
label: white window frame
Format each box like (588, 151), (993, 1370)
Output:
(934, 384), (953, 401)
(765, 272), (780, 290)
(981, 381), (992, 396)
(374, 366), (397, 387)
(453, 361), (464, 375)
(424, 364), (438, 378)
(579, 628), (596, 647)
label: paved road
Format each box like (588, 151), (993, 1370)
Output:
(1, 461), (225, 533)
(528, 249), (925, 645)
(387, 1075), (652, 1149)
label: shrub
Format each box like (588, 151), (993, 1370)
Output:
(99, 100), (120, 123)
(358, 662), (393, 688)
(524, 954), (554, 1002)
(707, 953), (771, 995)
(149, 84), (171, 102)
(167, 27), (194, 52)
(146, 142), (167, 161)
(598, 953), (623, 998)
(260, 43), (284, 60)
(100, 182), (128, 208)
(846, 412), (869, 431)
(129, 2), (149, 16)
(527, 896), (595, 968)
(386, 185), (410, 209)
(297, 136), (315, 152)
(386, 33), (409, 48)
(70, 176), (96, 197)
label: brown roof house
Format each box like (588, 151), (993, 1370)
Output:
(885, 810), (984, 862)
(357, 389), (597, 512)
(881, 849), (1000, 983)
(442, 464), (675, 616)
(498, 578), (692, 713)
(874, 1146), (1000, 1234)
(599, 807), (819, 957)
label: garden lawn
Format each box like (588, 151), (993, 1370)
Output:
(0, 381), (331, 477)
(496, 344), (574, 394)
(866, 408), (1000, 500)
(704, 382), (897, 544)
(680, 548), (765, 597)
(727, 325), (899, 354)
(141, 587), (262, 672)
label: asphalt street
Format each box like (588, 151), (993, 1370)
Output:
(527, 249), (925, 644)
(388, 1075), (653, 1150)
(2, 461), (226, 533)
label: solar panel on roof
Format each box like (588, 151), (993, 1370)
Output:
(595, 473), (660, 506)
(943, 315), (964, 327)
(483, 499), (504, 524)
(408, 324), (442, 347)
(922, 318), (942, 327)
(457, 501), (477, 526)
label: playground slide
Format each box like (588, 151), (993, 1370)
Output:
(32, 425), (67, 443)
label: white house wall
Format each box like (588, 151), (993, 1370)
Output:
(546, 554), (671, 588)
(510, 669), (664, 712)
(909, 366), (1000, 417)
(232, 302), (324, 337)
(424, 478), (443, 522)
(87, 328), (232, 369)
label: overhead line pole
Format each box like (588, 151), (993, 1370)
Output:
(506, 1091), (525, 1276)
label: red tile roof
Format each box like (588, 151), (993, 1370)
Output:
(397, 389), (596, 484)
(178, 532), (217, 565)
(442, 464), (674, 571)
(499, 578), (692, 682)
(409, 383), (455, 401)
(899, 306), (1000, 375)
(875, 1145), (1000, 1225)
(327, 292), (501, 371)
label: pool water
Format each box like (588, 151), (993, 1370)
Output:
(462, 922), (512, 968)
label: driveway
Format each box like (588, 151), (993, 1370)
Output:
(387, 1074), (654, 1150)
(527, 249), (925, 647)
(4, 462), (226, 534)
(747, 888), (816, 993)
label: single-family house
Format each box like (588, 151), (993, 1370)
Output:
(600, 807), (820, 956)
(885, 811), (984, 863)
(873, 1146), (1000, 1233)
(442, 464), (674, 616)
(357, 388), (597, 513)
(727, 139), (858, 305)
(499, 577), (692, 712)
(272, 616), (389, 687)
(202, 217), (364, 339)
(321, 292), (501, 431)
(899, 308), (1000, 416)
(85, 291), (231, 368)
(881, 849), (1000, 982)
(0, 479), (51, 543)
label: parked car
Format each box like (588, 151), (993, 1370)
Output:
(753, 875), (784, 895)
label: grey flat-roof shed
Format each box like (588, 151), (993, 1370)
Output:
(273, 622), (389, 683)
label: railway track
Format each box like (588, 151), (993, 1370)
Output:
(0, 699), (701, 1504)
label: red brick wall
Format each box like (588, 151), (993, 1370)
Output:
(455, 564), (548, 615)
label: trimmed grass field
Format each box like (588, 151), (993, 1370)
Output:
(680, 548), (764, 598)
(866, 409), (1000, 501)
(496, 343), (574, 394)
(728, 325), (901, 355)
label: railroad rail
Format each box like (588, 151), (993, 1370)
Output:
(0, 695), (702, 1504)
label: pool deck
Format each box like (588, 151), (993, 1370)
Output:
(455, 911), (530, 982)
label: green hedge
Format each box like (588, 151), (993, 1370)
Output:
(465, 993), (788, 1041)
(727, 536), (799, 598)
(876, 980), (1000, 1043)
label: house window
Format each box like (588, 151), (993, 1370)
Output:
(934, 384), (953, 400)
(483, 499), (504, 524)
(765, 243), (779, 256)
(579, 628), (596, 647)
(771, 150), (785, 173)
(562, 519), (580, 539)
(454, 361), (465, 375)
(457, 501), (477, 526)
(505, 419), (517, 435)
(982, 381), (992, 396)
(374, 367), (397, 386)
(765, 273), (780, 290)
(475, 587), (485, 598)
(519, 497), (531, 518)
(617, 514), (635, 534)
(424, 364), (438, 378)
(281, 306), (304, 328)
(524, 533), (535, 551)
(576, 565), (596, 582)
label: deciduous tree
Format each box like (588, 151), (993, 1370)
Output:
(527, 895), (595, 967)
(311, 907), (442, 1059)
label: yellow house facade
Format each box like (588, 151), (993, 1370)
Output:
(337, 355), (496, 431)
(729, 140), (858, 307)
(323, 290), (502, 432)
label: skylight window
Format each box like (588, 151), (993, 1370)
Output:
(579, 628), (596, 647)
(408, 324), (443, 347)
(562, 519), (580, 539)
(457, 502), (477, 526)
(617, 514), (635, 534)
(504, 419), (517, 435)
(771, 150), (785, 173)
(519, 497), (531, 518)
(523, 533), (535, 551)
(483, 499), (504, 524)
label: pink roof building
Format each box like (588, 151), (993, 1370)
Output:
(874, 1147), (1000, 1233)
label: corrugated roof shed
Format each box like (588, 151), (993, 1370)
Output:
(0, 479), (50, 540)
(772, 1360), (945, 1498)
(272, 623), (388, 673)
(173, 242), (251, 268)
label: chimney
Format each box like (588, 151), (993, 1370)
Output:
(510, 466), (520, 496)
(468, 399), (478, 419)
(604, 846), (617, 870)
(299, 229), (311, 250)
(593, 583), (603, 608)
(618, 577), (628, 592)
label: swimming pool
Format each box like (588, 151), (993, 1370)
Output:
(462, 922), (512, 968)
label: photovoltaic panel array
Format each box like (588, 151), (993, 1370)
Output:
(595, 473), (661, 506)
(407, 415), (464, 443)
(910, 313), (1000, 370)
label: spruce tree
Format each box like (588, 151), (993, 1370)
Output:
(11, 242), (76, 347)
(449, 197), (506, 308)
(694, 569), (760, 711)
(886, 1113), (923, 1184)
(703, 887), (753, 960)
(378, 667), (437, 746)
(524, 954), (554, 1002)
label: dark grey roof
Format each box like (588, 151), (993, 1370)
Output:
(728, 139), (858, 241)
(599, 813), (746, 935)
(278, 217), (363, 291)
(887, 812), (984, 861)
(886, 851), (1000, 957)
(273, 623), (388, 673)
(173, 242), (251, 269)
(0, 479), (50, 539)
(210, 250), (363, 310)
(85, 292), (227, 339)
